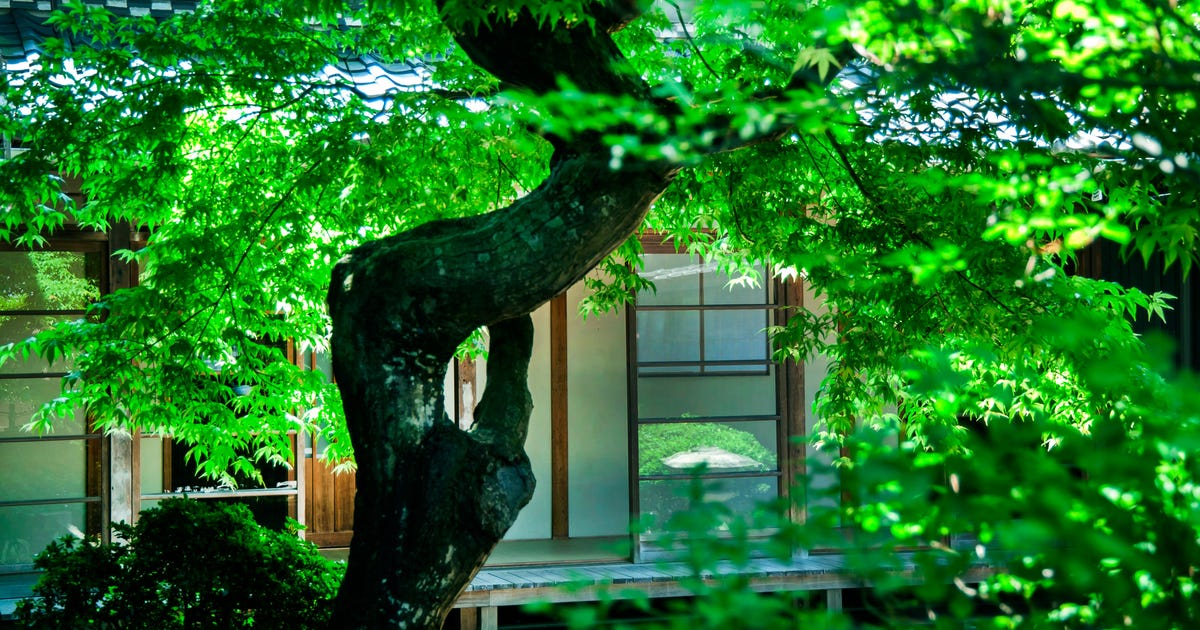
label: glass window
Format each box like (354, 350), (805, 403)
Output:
(630, 250), (783, 551)
(0, 251), (100, 312)
(637, 254), (710, 306)
(0, 379), (87, 435)
(701, 264), (768, 305)
(0, 441), (89, 502)
(637, 368), (778, 419)
(0, 503), (98, 568)
(638, 477), (780, 534)
(636, 311), (700, 365)
(638, 421), (779, 477)
(137, 432), (299, 531)
(0, 247), (104, 571)
(635, 255), (771, 375)
(0, 315), (86, 374)
(704, 309), (770, 363)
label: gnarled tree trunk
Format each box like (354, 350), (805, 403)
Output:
(326, 3), (804, 627)
(326, 151), (677, 627)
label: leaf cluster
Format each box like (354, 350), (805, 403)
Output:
(0, 0), (549, 473)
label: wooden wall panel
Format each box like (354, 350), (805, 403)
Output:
(305, 455), (355, 547)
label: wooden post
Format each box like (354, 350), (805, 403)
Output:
(784, 279), (807, 526)
(457, 358), (477, 431)
(550, 293), (569, 539)
(458, 608), (479, 630)
(108, 222), (135, 530)
(481, 606), (499, 630)
(826, 589), (843, 612)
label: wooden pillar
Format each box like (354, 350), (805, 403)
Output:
(550, 292), (569, 539)
(295, 428), (307, 535)
(456, 357), (478, 431)
(826, 588), (843, 612)
(458, 608), (479, 630)
(109, 433), (133, 526)
(481, 606), (499, 630)
(783, 279), (807, 525)
(108, 222), (135, 529)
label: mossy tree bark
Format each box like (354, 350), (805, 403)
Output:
(326, 154), (677, 627)
(325, 3), (802, 627)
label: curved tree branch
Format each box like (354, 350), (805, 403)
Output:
(471, 315), (535, 455)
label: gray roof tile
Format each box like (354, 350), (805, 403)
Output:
(1, 3), (432, 104)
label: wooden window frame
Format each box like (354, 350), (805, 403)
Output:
(626, 239), (801, 561)
(0, 237), (111, 566)
(636, 241), (774, 377)
(132, 334), (305, 526)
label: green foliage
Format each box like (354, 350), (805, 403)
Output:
(2, 0), (1200, 625)
(0, 0), (548, 475)
(554, 359), (1200, 628)
(14, 498), (344, 629)
(26, 252), (100, 310)
(3, 0), (1189, 484)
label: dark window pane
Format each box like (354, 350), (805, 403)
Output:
(0, 251), (100, 311)
(0, 503), (97, 568)
(0, 440), (89, 502)
(298, 347), (333, 379)
(140, 496), (292, 531)
(704, 309), (769, 363)
(636, 310), (700, 364)
(638, 476), (778, 534)
(0, 315), (80, 374)
(637, 367), (777, 419)
(0, 378), (87, 435)
(166, 441), (292, 492)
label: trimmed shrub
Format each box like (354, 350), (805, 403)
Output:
(15, 498), (343, 629)
(639, 422), (777, 476)
(638, 423), (779, 532)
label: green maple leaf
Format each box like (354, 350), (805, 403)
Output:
(793, 47), (842, 82)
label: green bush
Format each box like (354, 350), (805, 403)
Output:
(14, 498), (343, 629)
(639, 423), (777, 476)
(637, 423), (779, 532)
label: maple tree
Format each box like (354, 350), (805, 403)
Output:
(2, 0), (1198, 626)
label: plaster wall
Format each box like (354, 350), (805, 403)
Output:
(500, 303), (552, 540)
(565, 280), (629, 538)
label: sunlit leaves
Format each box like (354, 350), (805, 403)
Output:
(0, 0), (509, 480)
(794, 47), (843, 82)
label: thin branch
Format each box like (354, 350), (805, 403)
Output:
(663, 0), (720, 80)
(495, 154), (503, 208)
(495, 155), (523, 189)
(799, 135), (836, 197)
(190, 153), (333, 363)
(430, 86), (500, 101)
(725, 166), (756, 245)
(822, 128), (1020, 317)
(823, 129), (878, 207)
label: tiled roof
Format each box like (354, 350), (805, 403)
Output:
(0, 2), (430, 103)
(2, 1), (200, 17)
